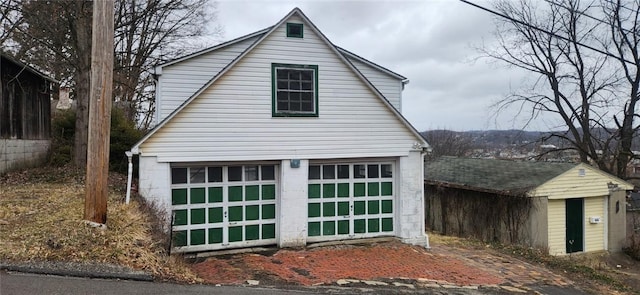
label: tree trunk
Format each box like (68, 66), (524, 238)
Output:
(72, 2), (92, 167)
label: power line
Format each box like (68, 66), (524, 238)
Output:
(459, 0), (636, 65)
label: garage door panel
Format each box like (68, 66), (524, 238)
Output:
(307, 161), (395, 242)
(170, 164), (278, 252)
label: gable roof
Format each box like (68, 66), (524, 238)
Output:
(155, 29), (407, 82)
(425, 157), (577, 195)
(132, 7), (427, 153)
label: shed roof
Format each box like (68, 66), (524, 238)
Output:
(1, 53), (59, 84)
(424, 157), (576, 195)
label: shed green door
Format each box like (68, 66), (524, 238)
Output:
(565, 198), (584, 253)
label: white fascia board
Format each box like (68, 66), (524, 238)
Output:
(336, 46), (407, 81)
(155, 28), (271, 70)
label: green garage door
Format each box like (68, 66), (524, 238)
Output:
(307, 162), (394, 242)
(170, 164), (278, 252)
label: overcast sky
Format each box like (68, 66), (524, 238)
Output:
(212, 0), (547, 132)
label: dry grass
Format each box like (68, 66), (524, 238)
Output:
(0, 166), (199, 283)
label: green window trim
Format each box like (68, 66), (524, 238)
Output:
(286, 23), (303, 38)
(271, 63), (319, 117)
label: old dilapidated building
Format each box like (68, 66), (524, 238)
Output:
(1, 53), (57, 174)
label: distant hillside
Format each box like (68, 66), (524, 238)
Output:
(422, 129), (640, 151)
(421, 129), (562, 150)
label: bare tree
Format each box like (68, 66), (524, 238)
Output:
(483, 0), (640, 178)
(113, 0), (220, 128)
(422, 130), (477, 159)
(604, 0), (640, 178)
(11, 1), (92, 167)
(4, 0), (218, 166)
(0, 0), (21, 46)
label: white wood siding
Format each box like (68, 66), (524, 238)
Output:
(531, 165), (631, 199)
(547, 199), (566, 255)
(140, 15), (420, 163)
(157, 36), (260, 121)
(347, 57), (403, 111)
(584, 196), (605, 252)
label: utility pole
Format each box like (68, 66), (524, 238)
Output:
(85, 0), (114, 225)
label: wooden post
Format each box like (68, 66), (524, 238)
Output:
(84, 0), (114, 224)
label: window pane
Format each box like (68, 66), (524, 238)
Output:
(277, 91), (288, 101)
(301, 101), (313, 112)
(300, 71), (312, 81)
(277, 81), (287, 89)
(228, 166), (242, 181)
(208, 167), (222, 182)
(277, 69), (287, 79)
(290, 92), (300, 102)
(368, 165), (379, 178)
(337, 165), (349, 179)
(171, 168), (187, 184)
(277, 100), (288, 111)
(290, 101), (301, 112)
(301, 82), (312, 90)
(245, 166), (258, 181)
(354, 165), (366, 179)
(290, 81), (300, 90)
(190, 167), (205, 183)
(323, 165), (335, 179)
(261, 165), (275, 180)
(309, 165), (321, 180)
(381, 164), (392, 178)
(301, 92), (313, 101)
(289, 71), (300, 80)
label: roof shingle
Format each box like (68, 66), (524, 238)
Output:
(424, 157), (576, 195)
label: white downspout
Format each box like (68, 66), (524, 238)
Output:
(421, 147), (430, 249)
(125, 151), (133, 204)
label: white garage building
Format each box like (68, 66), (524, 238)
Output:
(130, 8), (429, 253)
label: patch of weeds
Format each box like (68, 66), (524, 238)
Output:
(0, 167), (200, 283)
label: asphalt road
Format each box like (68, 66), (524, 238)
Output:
(0, 271), (322, 295)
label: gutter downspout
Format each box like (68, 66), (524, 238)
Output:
(125, 151), (133, 204)
(421, 145), (431, 249)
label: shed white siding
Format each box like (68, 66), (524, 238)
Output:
(584, 196), (605, 252)
(157, 35), (260, 121)
(547, 199), (566, 255)
(139, 15), (420, 162)
(347, 57), (403, 111)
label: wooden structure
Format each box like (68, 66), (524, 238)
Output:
(0, 53), (57, 174)
(425, 157), (633, 255)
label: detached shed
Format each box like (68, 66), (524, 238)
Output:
(425, 157), (633, 255)
(1, 53), (57, 174)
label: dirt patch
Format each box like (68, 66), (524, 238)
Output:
(602, 252), (640, 293)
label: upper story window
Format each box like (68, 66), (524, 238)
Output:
(272, 63), (318, 117)
(286, 23), (303, 38)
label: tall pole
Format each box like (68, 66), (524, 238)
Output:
(85, 0), (114, 225)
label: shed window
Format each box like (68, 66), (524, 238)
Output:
(286, 23), (303, 38)
(272, 63), (318, 117)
